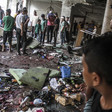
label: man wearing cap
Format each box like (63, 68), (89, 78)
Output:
(16, 7), (29, 55)
(0, 6), (4, 27)
(2, 9), (14, 52)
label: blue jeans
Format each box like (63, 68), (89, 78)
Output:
(0, 19), (3, 27)
(37, 33), (41, 42)
(60, 31), (65, 45)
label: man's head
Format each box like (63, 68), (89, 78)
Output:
(41, 14), (45, 19)
(22, 7), (27, 15)
(6, 9), (11, 16)
(66, 17), (69, 21)
(61, 16), (65, 22)
(82, 33), (112, 89)
(54, 12), (58, 17)
(34, 10), (37, 16)
(37, 19), (41, 24)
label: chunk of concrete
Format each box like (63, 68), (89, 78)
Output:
(9, 69), (26, 85)
(49, 69), (60, 78)
(27, 39), (40, 49)
(44, 43), (53, 50)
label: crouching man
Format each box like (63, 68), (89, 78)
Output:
(82, 33), (112, 112)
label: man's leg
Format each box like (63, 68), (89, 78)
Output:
(8, 31), (13, 52)
(54, 30), (57, 46)
(50, 26), (54, 43)
(2, 31), (7, 52)
(32, 26), (34, 37)
(16, 29), (21, 55)
(40, 32), (43, 43)
(47, 26), (50, 43)
(22, 32), (27, 54)
(43, 30), (46, 44)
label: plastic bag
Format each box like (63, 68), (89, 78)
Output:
(60, 66), (71, 78)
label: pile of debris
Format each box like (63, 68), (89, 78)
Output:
(0, 34), (85, 112)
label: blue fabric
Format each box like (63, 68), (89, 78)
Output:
(60, 31), (66, 45)
(60, 66), (71, 78)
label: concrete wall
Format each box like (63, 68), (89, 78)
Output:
(29, 0), (62, 19)
(71, 4), (105, 24)
(8, 0), (18, 17)
(0, 0), (8, 13)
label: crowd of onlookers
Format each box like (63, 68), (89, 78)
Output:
(0, 6), (102, 56)
(0, 6), (71, 55)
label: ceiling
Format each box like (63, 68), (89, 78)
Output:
(32, 0), (106, 6)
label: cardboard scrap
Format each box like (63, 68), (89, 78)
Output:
(55, 94), (73, 106)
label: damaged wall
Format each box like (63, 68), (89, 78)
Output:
(72, 3), (105, 24)
(29, 0), (62, 19)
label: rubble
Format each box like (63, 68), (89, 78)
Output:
(0, 37), (85, 112)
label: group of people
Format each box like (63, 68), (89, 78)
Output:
(31, 10), (70, 46)
(1, 5), (112, 112)
(1, 7), (70, 55)
(73, 20), (97, 36)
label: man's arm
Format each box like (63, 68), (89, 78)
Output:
(20, 16), (25, 36)
(2, 17), (5, 27)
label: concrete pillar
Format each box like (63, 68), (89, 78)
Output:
(101, 0), (112, 34)
(61, 0), (72, 18)
(57, 0), (72, 41)
(23, 0), (28, 8)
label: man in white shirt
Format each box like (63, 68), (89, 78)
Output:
(16, 7), (29, 55)
(31, 10), (39, 38)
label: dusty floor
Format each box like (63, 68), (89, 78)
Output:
(0, 45), (84, 112)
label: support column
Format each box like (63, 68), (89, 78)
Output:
(61, 0), (72, 18)
(101, 0), (112, 34)
(58, 0), (72, 41)
(23, 0), (28, 8)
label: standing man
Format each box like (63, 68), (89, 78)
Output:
(54, 12), (60, 47)
(47, 11), (55, 43)
(2, 9), (14, 52)
(0, 6), (4, 27)
(16, 7), (29, 55)
(60, 16), (66, 46)
(65, 17), (70, 44)
(40, 14), (47, 45)
(31, 10), (39, 38)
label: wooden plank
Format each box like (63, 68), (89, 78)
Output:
(75, 30), (84, 47)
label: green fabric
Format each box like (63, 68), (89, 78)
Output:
(3, 16), (14, 31)
(35, 23), (41, 34)
(60, 21), (66, 32)
(9, 69), (26, 85)
(41, 19), (47, 32)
